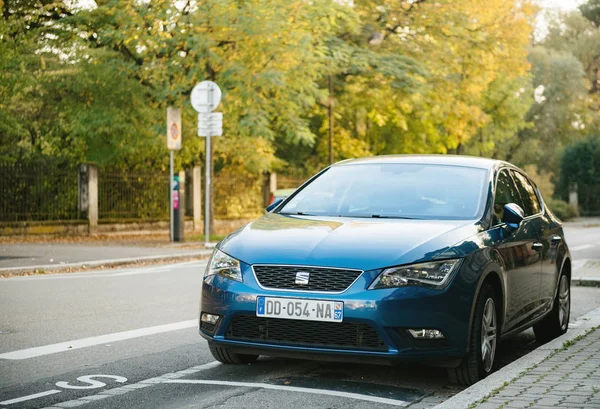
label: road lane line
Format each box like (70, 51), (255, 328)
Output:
(162, 379), (409, 406)
(0, 389), (61, 405)
(110, 260), (203, 277)
(0, 320), (197, 360)
(35, 362), (221, 409)
(32, 361), (407, 409)
(570, 244), (595, 252)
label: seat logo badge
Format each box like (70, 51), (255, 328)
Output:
(295, 272), (310, 285)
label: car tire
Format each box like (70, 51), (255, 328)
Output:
(208, 342), (259, 364)
(533, 273), (570, 343)
(448, 283), (498, 386)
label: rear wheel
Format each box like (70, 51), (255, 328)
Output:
(534, 273), (570, 343)
(208, 343), (259, 364)
(448, 284), (498, 385)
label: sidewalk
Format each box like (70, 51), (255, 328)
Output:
(573, 259), (600, 287)
(435, 307), (600, 409)
(565, 217), (600, 228)
(474, 329), (600, 408)
(0, 237), (213, 275)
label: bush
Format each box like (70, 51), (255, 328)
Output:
(546, 198), (579, 221)
(559, 135), (600, 215)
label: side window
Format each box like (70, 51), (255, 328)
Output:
(493, 170), (523, 226)
(511, 171), (542, 216)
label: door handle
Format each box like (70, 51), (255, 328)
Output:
(532, 242), (544, 251)
(551, 235), (562, 243)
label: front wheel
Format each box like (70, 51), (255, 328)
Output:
(208, 343), (259, 364)
(534, 273), (570, 343)
(448, 284), (498, 385)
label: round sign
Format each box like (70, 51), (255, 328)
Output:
(191, 81), (222, 113)
(170, 122), (179, 140)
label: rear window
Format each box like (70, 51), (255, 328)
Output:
(279, 163), (488, 220)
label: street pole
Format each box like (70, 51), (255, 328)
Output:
(191, 81), (222, 248)
(169, 150), (174, 242)
(328, 72), (334, 165)
(167, 107), (181, 242)
(205, 135), (211, 246)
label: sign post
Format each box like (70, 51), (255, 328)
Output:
(167, 107), (182, 242)
(190, 81), (222, 247)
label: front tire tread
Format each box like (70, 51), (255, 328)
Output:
(209, 343), (259, 364)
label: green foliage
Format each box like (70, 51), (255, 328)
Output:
(508, 46), (589, 171)
(580, 0), (600, 26)
(558, 134), (600, 214)
(545, 199), (579, 221)
(4, 0), (600, 222)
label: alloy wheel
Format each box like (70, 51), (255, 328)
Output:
(558, 275), (570, 331)
(481, 298), (497, 373)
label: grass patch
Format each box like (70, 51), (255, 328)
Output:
(186, 233), (226, 243)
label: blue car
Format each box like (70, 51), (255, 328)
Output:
(199, 155), (571, 385)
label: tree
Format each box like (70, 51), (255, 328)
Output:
(558, 135), (600, 214)
(580, 0), (600, 27)
(508, 46), (588, 171)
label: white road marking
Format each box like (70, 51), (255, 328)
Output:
(570, 244), (595, 252)
(0, 320), (197, 360)
(30, 361), (408, 409)
(163, 379), (409, 407)
(56, 375), (128, 390)
(0, 389), (61, 405)
(36, 362), (221, 409)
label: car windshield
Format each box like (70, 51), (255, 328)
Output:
(279, 163), (488, 220)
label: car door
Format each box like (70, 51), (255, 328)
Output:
(492, 169), (542, 332)
(511, 170), (559, 315)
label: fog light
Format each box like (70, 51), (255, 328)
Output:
(408, 329), (445, 339)
(200, 313), (221, 335)
(201, 313), (220, 325)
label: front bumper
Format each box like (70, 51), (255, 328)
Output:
(200, 263), (473, 363)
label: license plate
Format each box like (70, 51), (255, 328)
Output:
(256, 296), (343, 323)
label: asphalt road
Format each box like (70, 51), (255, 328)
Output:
(1, 225), (599, 409)
(563, 224), (600, 261)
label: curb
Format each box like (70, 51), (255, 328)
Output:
(572, 277), (600, 287)
(0, 251), (213, 277)
(571, 259), (600, 287)
(433, 305), (600, 409)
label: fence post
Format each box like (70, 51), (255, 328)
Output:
(262, 172), (277, 207)
(78, 164), (89, 217)
(193, 166), (202, 231)
(88, 165), (98, 234)
(78, 164), (98, 234)
(569, 183), (578, 210)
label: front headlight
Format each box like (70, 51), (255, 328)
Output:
(205, 249), (242, 282)
(370, 259), (461, 289)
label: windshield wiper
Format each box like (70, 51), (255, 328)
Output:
(370, 214), (419, 219)
(279, 211), (316, 216)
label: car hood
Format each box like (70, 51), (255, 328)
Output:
(219, 213), (482, 271)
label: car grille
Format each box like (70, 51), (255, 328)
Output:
(226, 315), (387, 351)
(253, 265), (362, 292)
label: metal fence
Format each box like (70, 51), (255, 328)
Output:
(278, 175), (306, 189)
(98, 171), (170, 220)
(0, 161), (315, 224)
(0, 161), (79, 222)
(213, 172), (264, 219)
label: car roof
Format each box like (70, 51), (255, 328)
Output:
(332, 154), (502, 170)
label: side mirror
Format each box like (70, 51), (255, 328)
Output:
(266, 198), (284, 212)
(502, 203), (524, 233)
